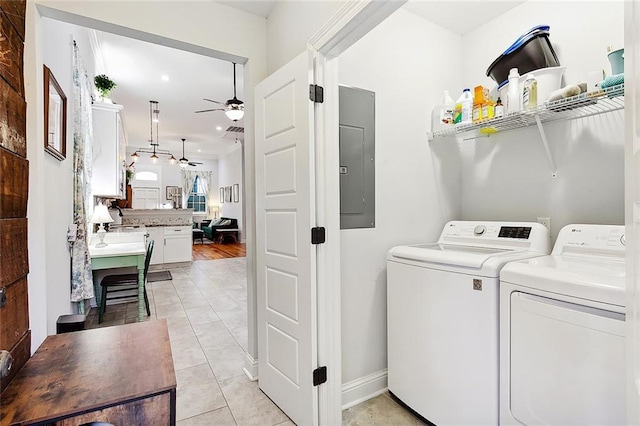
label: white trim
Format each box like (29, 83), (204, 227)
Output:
(308, 0), (406, 58)
(243, 352), (258, 381)
(341, 369), (389, 410)
(310, 1), (403, 424)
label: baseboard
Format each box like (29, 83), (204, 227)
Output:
(341, 369), (388, 410)
(243, 352), (258, 381)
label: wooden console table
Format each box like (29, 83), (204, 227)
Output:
(0, 320), (176, 425)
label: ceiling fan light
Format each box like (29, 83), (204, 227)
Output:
(179, 159), (189, 168)
(225, 107), (244, 121)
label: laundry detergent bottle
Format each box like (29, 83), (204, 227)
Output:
(431, 90), (455, 132)
(454, 88), (473, 125)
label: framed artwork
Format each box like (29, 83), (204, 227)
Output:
(219, 187), (225, 203)
(233, 184), (239, 203)
(166, 186), (180, 200)
(43, 65), (67, 160)
(224, 186), (232, 203)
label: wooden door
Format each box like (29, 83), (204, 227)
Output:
(0, 0), (30, 393)
(255, 52), (318, 425)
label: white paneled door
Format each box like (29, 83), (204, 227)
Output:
(255, 52), (317, 425)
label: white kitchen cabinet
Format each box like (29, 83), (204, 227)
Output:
(163, 226), (192, 263)
(145, 227), (165, 265)
(92, 102), (126, 198)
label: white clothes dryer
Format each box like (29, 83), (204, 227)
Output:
(500, 224), (626, 425)
(387, 221), (550, 425)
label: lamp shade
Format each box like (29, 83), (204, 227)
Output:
(91, 203), (114, 224)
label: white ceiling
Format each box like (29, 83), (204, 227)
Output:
(82, 0), (526, 164)
(95, 29), (245, 163)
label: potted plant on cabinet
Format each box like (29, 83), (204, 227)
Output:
(94, 74), (117, 102)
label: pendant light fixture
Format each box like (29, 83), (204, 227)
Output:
(224, 63), (244, 122)
(130, 100), (178, 164)
(178, 138), (189, 168)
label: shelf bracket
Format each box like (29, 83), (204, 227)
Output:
(534, 114), (557, 178)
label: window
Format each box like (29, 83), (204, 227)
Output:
(187, 176), (206, 212)
(134, 171), (158, 181)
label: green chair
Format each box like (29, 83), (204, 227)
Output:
(98, 239), (154, 323)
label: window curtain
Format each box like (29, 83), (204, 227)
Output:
(197, 171), (214, 218)
(70, 41), (94, 310)
(180, 169), (197, 208)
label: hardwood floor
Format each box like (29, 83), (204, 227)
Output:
(192, 240), (246, 260)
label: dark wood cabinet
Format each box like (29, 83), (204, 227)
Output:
(0, 0), (28, 395)
(0, 320), (177, 425)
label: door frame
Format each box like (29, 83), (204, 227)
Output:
(306, 1), (406, 423)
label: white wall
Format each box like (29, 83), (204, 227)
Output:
(458, 1), (625, 239)
(338, 7), (463, 395)
(266, 0), (345, 73)
(26, 0), (268, 351)
(218, 145), (244, 239)
(38, 18), (96, 340)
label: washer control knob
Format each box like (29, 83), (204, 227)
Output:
(474, 225), (486, 236)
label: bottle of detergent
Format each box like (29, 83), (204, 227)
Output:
(431, 90), (455, 132)
(522, 73), (538, 110)
(454, 88), (473, 125)
(507, 68), (521, 115)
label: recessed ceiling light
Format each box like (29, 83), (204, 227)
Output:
(216, 126), (222, 131)
(161, 75), (170, 81)
(197, 149), (201, 152)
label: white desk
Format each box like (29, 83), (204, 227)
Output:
(89, 232), (147, 322)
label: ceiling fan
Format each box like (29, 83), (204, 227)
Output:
(178, 138), (203, 168)
(195, 62), (244, 121)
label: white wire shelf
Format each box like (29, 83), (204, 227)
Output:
(429, 83), (625, 141)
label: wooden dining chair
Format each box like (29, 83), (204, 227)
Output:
(98, 239), (154, 323)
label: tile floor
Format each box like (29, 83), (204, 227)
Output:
(86, 257), (422, 425)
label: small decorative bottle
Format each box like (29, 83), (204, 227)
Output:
(495, 98), (504, 118)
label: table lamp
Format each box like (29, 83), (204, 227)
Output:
(91, 202), (114, 248)
(209, 205), (219, 220)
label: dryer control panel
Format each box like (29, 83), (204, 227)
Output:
(553, 224), (625, 255)
(439, 221), (550, 253)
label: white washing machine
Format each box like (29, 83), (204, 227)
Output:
(500, 224), (626, 425)
(387, 221), (550, 425)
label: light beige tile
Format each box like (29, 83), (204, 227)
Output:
(342, 392), (423, 426)
(274, 420), (295, 426)
(203, 342), (247, 380)
(220, 375), (288, 426)
(217, 310), (247, 330)
(170, 335), (208, 371)
(177, 406), (237, 426)
(193, 321), (240, 349)
(186, 305), (221, 325)
(207, 296), (241, 313)
(166, 317), (196, 340)
(228, 326), (248, 352)
(154, 292), (182, 307)
(180, 293), (210, 309)
(156, 302), (187, 319)
(176, 364), (227, 421)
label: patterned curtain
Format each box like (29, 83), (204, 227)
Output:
(70, 41), (94, 309)
(197, 171), (214, 217)
(180, 169), (197, 208)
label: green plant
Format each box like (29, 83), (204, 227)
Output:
(94, 74), (117, 98)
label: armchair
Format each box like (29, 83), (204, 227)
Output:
(202, 217), (238, 241)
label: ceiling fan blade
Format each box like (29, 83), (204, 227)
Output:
(195, 108), (225, 113)
(189, 161), (203, 166)
(203, 98), (225, 105)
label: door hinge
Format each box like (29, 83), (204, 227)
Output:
(313, 366), (327, 386)
(309, 84), (324, 103)
(311, 227), (326, 244)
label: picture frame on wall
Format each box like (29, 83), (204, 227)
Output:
(224, 186), (232, 203)
(233, 184), (239, 203)
(43, 65), (67, 161)
(166, 186), (180, 200)
(219, 187), (225, 203)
